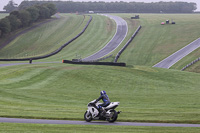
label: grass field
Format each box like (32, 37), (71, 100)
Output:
(0, 123), (200, 133)
(1, 13), (199, 72)
(0, 14), (87, 58)
(184, 59), (200, 73)
(170, 47), (200, 71)
(115, 14), (200, 70)
(0, 13), (8, 19)
(38, 14), (116, 62)
(0, 14), (116, 61)
(0, 63), (200, 124)
(0, 13), (200, 132)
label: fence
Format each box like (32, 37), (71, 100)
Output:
(63, 59), (126, 67)
(181, 57), (200, 71)
(0, 15), (93, 62)
(114, 25), (141, 63)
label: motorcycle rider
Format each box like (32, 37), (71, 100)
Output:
(95, 91), (111, 115)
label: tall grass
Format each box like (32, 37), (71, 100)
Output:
(0, 14), (116, 62)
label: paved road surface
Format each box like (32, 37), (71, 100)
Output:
(153, 38), (200, 68)
(82, 14), (128, 61)
(0, 62), (60, 67)
(0, 117), (200, 127)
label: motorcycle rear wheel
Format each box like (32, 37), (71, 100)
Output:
(107, 110), (118, 123)
(84, 111), (92, 122)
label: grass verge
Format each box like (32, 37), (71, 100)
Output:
(0, 123), (200, 133)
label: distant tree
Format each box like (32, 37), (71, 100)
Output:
(36, 5), (51, 19)
(10, 10), (20, 17)
(26, 6), (39, 22)
(18, 1), (197, 13)
(0, 3), (57, 38)
(0, 18), (11, 36)
(44, 3), (57, 16)
(18, 10), (31, 27)
(3, 0), (18, 13)
(18, 0), (32, 10)
(6, 15), (22, 31)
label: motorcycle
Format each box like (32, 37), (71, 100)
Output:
(84, 100), (121, 123)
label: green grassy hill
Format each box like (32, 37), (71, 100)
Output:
(0, 63), (200, 124)
(0, 14), (116, 61)
(0, 14), (87, 58)
(1, 13), (199, 72)
(116, 14), (200, 70)
(0, 13), (200, 127)
(39, 14), (116, 62)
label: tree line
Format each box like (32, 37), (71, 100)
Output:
(18, 1), (197, 13)
(0, 3), (56, 38)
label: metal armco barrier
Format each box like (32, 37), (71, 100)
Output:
(62, 60), (126, 67)
(0, 15), (93, 62)
(181, 57), (200, 71)
(114, 25), (141, 63)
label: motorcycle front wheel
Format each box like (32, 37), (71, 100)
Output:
(84, 111), (92, 122)
(107, 110), (118, 123)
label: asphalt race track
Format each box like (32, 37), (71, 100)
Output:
(0, 117), (200, 127)
(0, 62), (60, 67)
(82, 14), (128, 61)
(153, 38), (200, 68)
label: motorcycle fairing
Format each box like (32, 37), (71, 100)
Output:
(88, 107), (99, 118)
(105, 102), (120, 110)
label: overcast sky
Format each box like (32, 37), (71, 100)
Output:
(0, 0), (199, 11)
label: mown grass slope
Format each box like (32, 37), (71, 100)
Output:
(0, 14), (86, 58)
(0, 14), (116, 61)
(39, 14), (116, 62)
(0, 13), (200, 129)
(116, 14), (200, 69)
(0, 63), (200, 124)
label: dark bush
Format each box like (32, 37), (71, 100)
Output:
(18, 10), (31, 27)
(0, 18), (11, 36)
(6, 14), (22, 31)
(0, 3), (57, 38)
(26, 6), (39, 22)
